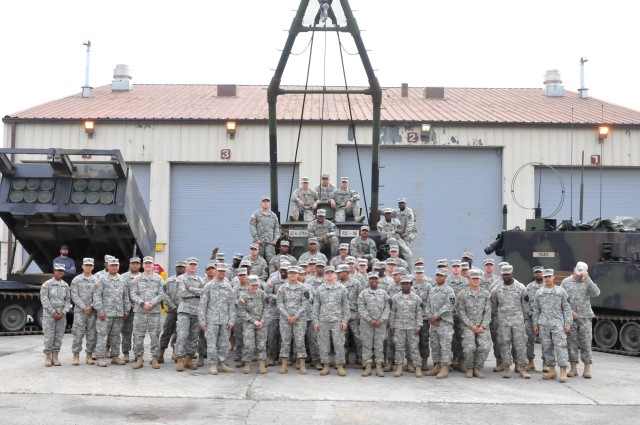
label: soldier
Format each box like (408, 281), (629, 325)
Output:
(70, 258), (97, 366)
(268, 241), (297, 274)
(395, 198), (417, 245)
(456, 269), (492, 378)
(249, 196), (280, 262)
(276, 266), (309, 374)
(41, 263), (72, 366)
(480, 258), (499, 290)
(483, 259), (504, 369)
(491, 264), (530, 379)
(337, 264), (364, 365)
(175, 257), (206, 372)
(374, 261), (386, 279)
(357, 273), (389, 377)
(199, 263), (236, 375)
(130, 256), (165, 369)
(330, 243), (351, 268)
(247, 243), (269, 281)
(383, 267), (406, 372)
(533, 269), (573, 383)
(94, 258), (129, 367)
(436, 259), (449, 273)
(460, 262), (470, 281)
(330, 177), (364, 223)
(120, 257), (141, 363)
(389, 276), (423, 378)
(446, 260), (468, 372)
(524, 266), (545, 372)
(238, 275), (270, 374)
(307, 209), (339, 258)
(265, 262), (289, 365)
(462, 251), (474, 269)
(94, 255), (113, 281)
(159, 260), (186, 363)
(230, 267), (250, 366)
(412, 266), (432, 371)
(350, 225), (378, 263)
(561, 261), (600, 379)
(290, 177), (318, 222)
(314, 173), (336, 204)
(387, 245), (409, 272)
(298, 237), (328, 264)
(313, 266), (350, 376)
(308, 260), (326, 290)
(228, 253), (244, 280)
(377, 208), (413, 266)
(354, 259), (369, 287)
(424, 269), (456, 379)
(298, 266), (321, 370)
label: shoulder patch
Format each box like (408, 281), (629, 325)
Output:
(42, 283), (48, 288)
(449, 297), (456, 305)
(523, 295), (529, 302)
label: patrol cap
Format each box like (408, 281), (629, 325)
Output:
(233, 253), (244, 260)
(280, 240), (290, 247)
(104, 255), (114, 262)
(205, 262), (217, 270)
(400, 276), (413, 284)
(483, 259), (495, 265)
(175, 260), (187, 267)
(325, 266), (336, 273)
(437, 259), (448, 267)
(397, 197), (407, 203)
(383, 208), (394, 214)
(385, 258), (397, 265)
(287, 265), (299, 273)
(451, 260), (462, 267)
(217, 263), (228, 271)
(308, 237), (318, 245)
(346, 256), (356, 264)
(336, 264), (349, 273)
(543, 268), (555, 277)
(261, 196), (270, 202)
(280, 262), (290, 270)
(533, 266), (544, 272)
(321, 173), (330, 179)
(575, 261), (588, 273)
(462, 251), (474, 259)
(317, 209), (326, 217)
(83, 258), (94, 265)
(340, 176), (349, 182)
(339, 243), (349, 250)
(357, 259), (368, 266)
(187, 257), (199, 265)
(297, 266), (305, 274)
(316, 260), (326, 267)
(414, 258), (425, 265)
(53, 263), (66, 271)
(389, 245), (399, 252)
(216, 253), (225, 260)
(301, 177), (309, 183)
(414, 266), (425, 273)
(368, 272), (379, 279)
(468, 269), (482, 279)
(143, 256), (154, 263)
(307, 257), (318, 264)
(360, 225), (370, 231)
(129, 257), (141, 263)
(435, 269), (448, 276)
(500, 265), (514, 275)
(250, 243), (259, 250)
(393, 267), (406, 275)
(248, 275), (260, 285)
(498, 262), (509, 268)
(240, 259), (252, 267)
(299, 260), (309, 267)
(108, 258), (120, 265)
(237, 268), (248, 276)
(373, 262), (385, 270)
(461, 262), (470, 270)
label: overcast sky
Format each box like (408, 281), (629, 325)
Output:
(2, 0), (638, 144)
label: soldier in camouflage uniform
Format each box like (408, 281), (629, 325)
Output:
(290, 177), (318, 222)
(249, 196), (280, 263)
(268, 240), (297, 274)
(387, 245), (410, 272)
(561, 261), (600, 379)
(330, 243), (350, 268)
(199, 263), (236, 375)
(350, 225), (378, 263)
(338, 264), (364, 365)
(447, 260), (469, 372)
(377, 208), (413, 266)
(175, 257), (205, 372)
(330, 177), (364, 223)
(424, 269), (456, 379)
(230, 267), (250, 365)
(482, 259), (504, 368)
(308, 209), (339, 258)
(314, 173), (335, 204)
(159, 260), (186, 363)
(357, 273), (389, 377)
(120, 257), (141, 363)
(130, 256), (165, 369)
(354, 259), (370, 287)
(228, 253), (244, 281)
(248, 243), (269, 281)
(524, 266), (545, 372)
(94, 255), (113, 281)
(313, 266), (350, 376)
(94, 258), (129, 367)
(265, 262), (289, 365)
(390, 276), (424, 378)
(456, 269), (492, 378)
(41, 263), (72, 366)
(238, 275), (270, 374)
(70, 258), (97, 366)
(276, 266), (309, 374)
(534, 269), (573, 383)
(412, 266), (431, 370)
(299, 267), (321, 370)
(298, 237), (328, 264)
(491, 264), (530, 379)
(395, 198), (417, 244)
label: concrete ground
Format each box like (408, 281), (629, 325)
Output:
(0, 334), (638, 424)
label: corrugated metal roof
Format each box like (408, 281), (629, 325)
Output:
(5, 84), (640, 125)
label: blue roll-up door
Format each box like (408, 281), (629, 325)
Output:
(129, 163), (151, 211)
(338, 146), (503, 270)
(169, 164), (298, 266)
(534, 166), (640, 221)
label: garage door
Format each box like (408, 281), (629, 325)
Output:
(534, 166), (640, 221)
(169, 164), (298, 266)
(338, 146), (503, 270)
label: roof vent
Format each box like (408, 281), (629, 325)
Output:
(112, 64), (133, 91)
(424, 87), (444, 99)
(542, 69), (563, 97)
(401, 83), (409, 98)
(217, 84), (237, 97)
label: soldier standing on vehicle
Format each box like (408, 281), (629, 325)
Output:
(268, 240), (297, 274)
(395, 198), (417, 245)
(534, 269), (573, 383)
(314, 173), (336, 204)
(276, 266), (309, 374)
(307, 209), (339, 258)
(389, 276), (423, 378)
(424, 269), (456, 379)
(290, 177), (318, 222)
(238, 275), (270, 374)
(94, 258), (129, 367)
(41, 263), (72, 366)
(70, 258), (97, 366)
(561, 261), (600, 379)
(377, 208), (413, 265)
(524, 266), (545, 372)
(357, 273), (389, 377)
(159, 260), (186, 363)
(175, 257), (205, 372)
(120, 257), (141, 363)
(350, 225), (377, 263)
(249, 197), (280, 262)
(330, 177), (364, 223)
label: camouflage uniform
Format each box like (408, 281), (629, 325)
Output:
(199, 279), (236, 364)
(160, 274), (181, 352)
(290, 187), (318, 222)
(300, 282), (320, 363)
(314, 182), (336, 204)
(131, 272), (165, 358)
(484, 274), (503, 363)
(390, 256), (410, 272)
(269, 254), (298, 274)
(561, 275), (600, 364)
(120, 271), (140, 356)
(307, 219), (339, 257)
(231, 281), (249, 360)
(313, 282), (350, 364)
(40, 277), (71, 354)
(70, 274), (97, 354)
(249, 209), (280, 262)
(175, 274), (205, 358)
(447, 275), (469, 365)
(265, 273), (287, 356)
(299, 250), (328, 265)
(377, 217), (413, 265)
(343, 278), (364, 358)
(330, 255), (349, 269)
(425, 283), (456, 366)
(276, 282), (309, 359)
(491, 280), (529, 367)
(349, 236), (378, 262)
(395, 206), (417, 244)
(330, 187), (361, 223)
(533, 285), (572, 367)
(249, 256), (269, 281)
(357, 287), (390, 364)
(525, 280), (545, 361)
(413, 279), (431, 361)
(390, 291), (423, 365)
(94, 273), (129, 358)
(238, 288), (270, 361)
(457, 287), (492, 369)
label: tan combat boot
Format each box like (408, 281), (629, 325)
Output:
(337, 364), (347, 377)
(267, 353), (276, 366)
(518, 365), (531, 379)
(151, 356), (160, 369)
(298, 358), (308, 375)
(375, 361), (385, 377)
(583, 363), (592, 379)
(209, 363), (218, 375)
(45, 353), (52, 367)
(362, 362), (372, 377)
(86, 352), (95, 365)
(415, 365), (423, 378)
(421, 358), (429, 371)
(158, 349), (165, 364)
(393, 364), (403, 377)
(502, 366), (512, 378)
(383, 359), (393, 372)
(320, 363), (331, 376)
(243, 362), (251, 374)
(258, 360), (267, 374)
(218, 362), (235, 373)
(425, 363), (441, 376)
(72, 352), (80, 366)
(97, 358), (108, 367)
(567, 361), (578, 377)
(123, 352), (130, 363)
(111, 356), (126, 365)
(196, 354), (205, 368)
(525, 359), (536, 372)
(176, 357), (185, 372)
(436, 364), (449, 379)
(543, 366), (557, 380)
(313, 359), (323, 370)
(465, 368), (474, 378)
(542, 362), (549, 373)
(52, 352), (61, 366)
(133, 356), (144, 369)
(473, 368), (485, 378)
(407, 360), (416, 373)
(279, 358), (288, 374)
(184, 355), (197, 370)
(493, 362), (506, 372)
(560, 367), (568, 383)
